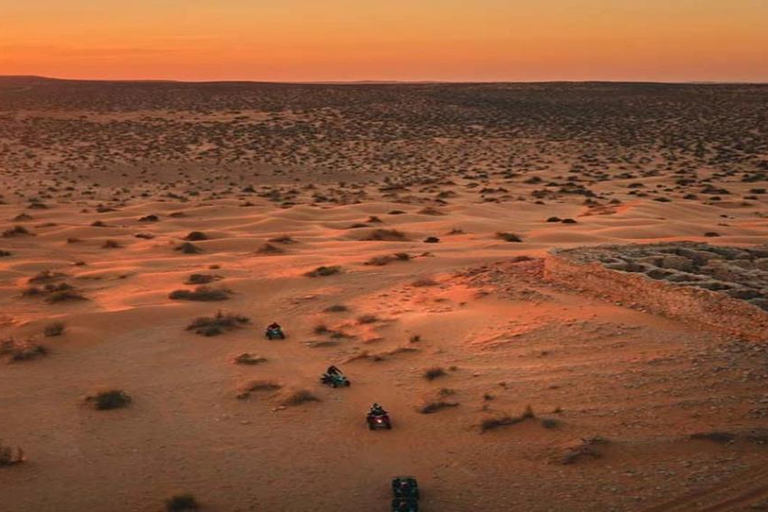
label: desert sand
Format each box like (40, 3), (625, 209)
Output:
(1, 78), (767, 511)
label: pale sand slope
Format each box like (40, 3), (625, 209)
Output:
(1, 190), (768, 511)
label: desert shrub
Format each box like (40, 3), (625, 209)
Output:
(91, 221), (107, 227)
(418, 400), (459, 414)
(169, 286), (232, 302)
(423, 367), (447, 381)
(29, 270), (66, 284)
(46, 288), (87, 303)
(447, 228), (465, 235)
(546, 216), (562, 222)
(418, 206), (445, 216)
(364, 229), (408, 241)
(165, 494), (200, 511)
(257, 243), (284, 254)
(102, 239), (121, 249)
(541, 418), (561, 429)
(237, 380), (282, 399)
(186, 274), (221, 285)
(357, 314), (379, 324)
(187, 311), (249, 336)
(324, 304), (349, 313)
(2, 225), (33, 238)
(232, 353), (267, 365)
(86, 390), (131, 410)
(138, 214), (159, 222)
(0, 442), (25, 466)
(562, 218), (578, 224)
(480, 405), (536, 432)
(690, 431), (736, 443)
(305, 265), (341, 277)
(704, 232), (721, 237)
(496, 232), (523, 242)
(44, 322), (66, 337)
(268, 235), (296, 244)
(313, 325), (330, 335)
(0, 249), (11, 257)
(175, 242), (203, 254)
(412, 278), (438, 287)
(1, 339), (47, 362)
(184, 231), (209, 241)
(423, 237), (440, 243)
(364, 255), (395, 266)
(367, 215), (383, 223)
(280, 389), (320, 406)
(560, 436), (609, 464)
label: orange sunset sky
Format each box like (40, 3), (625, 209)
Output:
(1, 0), (766, 82)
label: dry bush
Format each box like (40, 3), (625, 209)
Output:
(102, 239), (122, 249)
(43, 322), (65, 337)
(418, 206), (445, 216)
(268, 235), (296, 244)
(0, 249), (11, 257)
(496, 232), (523, 242)
(412, 277), (438, 287)
(187, 311), (250, 336)
(423, 367), (447, 381)
(169, 286), (232, 302)
(364, 229), (408, 241)
(186, 274), (221, 285)
(417, 400), (459, 414)
(29, 270), (66, 284)
(305, 265), (342, 277)
(232, 353), (267, 365)
(1, 338), (47, 363)
(237, 380), (282, 399)
(357, 314), (379, 324)
(560, 436), (609, 464)
(279, 389), (320, 406)
(175, 242), (203, 254)
(2, 225), (33, 238)
(257, 243), (284, 254)
(184, 231), (209, 241)
(480, 405), (536, 432)
(0, 442), (25, 466)
(165, 494), (200, 511)
(85, 389), (131, 410)
(324, 304), (349, 313)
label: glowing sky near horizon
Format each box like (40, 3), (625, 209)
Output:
(1, 0), (766, 82)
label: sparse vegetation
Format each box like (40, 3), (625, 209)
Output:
(186, 274), (221, 285)
(86, 389), (132, 410)
(232, 353), (267, 365)
(165, 494), (200, 511)
(175, 242), (203, 254)
(169, 286), (232, 301)
(0, 442), (25, 466)
(279, 389), (320, 406)
(305, 265), (342, 277)
(423, 367), (447, 381)
(187, 311), (250, 336)
(237, 380), (282, 399)
(496, 232), (523, 242)
(1, 338), (47, 362)
(480, 405), (536, 432)
(43, 322), (66, 337)
(364, 229), (408, 241)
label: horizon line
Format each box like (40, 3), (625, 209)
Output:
(1, 75), (767, 86)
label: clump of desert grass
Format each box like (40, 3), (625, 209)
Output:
(232, 353), (267, 365)
(305, 265), (342, 277)
(185, 274), (222, 285)
(28, 270), (66, 284)
(357, 314), (379, 325)
(165, 494), (200, 511)
(169, 286), (232, 302)
(0, 338), (47, 363)
(411, 277), (438, 287)
(3, 225), (34, 238)
(43, 322), (65, 337)
(187, 311), (250, 336)
(102, 239), (122, 249)
(496, 232), (523, 242)
(175, 242), (203, 254)
(24, 282), (87, 303)
(560, 436), (609, 464)
(279, 389), (320, 407)
(236, 380), (282, 399)
(257, 243), (284, 255)
(85, 389), (132, 410)
(479, 405), (536, 432)
(364, 252), (412, 266)
(324, 304), (349, 313)
(364, 229), (408, 241)
(417, 399), (459, 414)
(0, 442), (25, 466)
(423, 366), (447, 381)
(268, 235), (296, 244)
(184, 231), (209, 241)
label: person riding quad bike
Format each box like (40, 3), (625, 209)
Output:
(367, 403), (391, 430)
(391, 477), (419, 511)
(320, 366), (350, 387)
(265, 322), (285, 340)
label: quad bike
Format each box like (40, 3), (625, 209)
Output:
(320, 372), (350, 388)
(392, 477), (419, 511)
(367, 412), (392, 430)
(265, 327), (285, 340)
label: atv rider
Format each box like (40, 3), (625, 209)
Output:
(267, 322), (281, 332)
(326, 365), (342, 376)
(369, 403), (387, 417)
